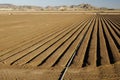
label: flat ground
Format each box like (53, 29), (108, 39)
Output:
(0, 12), (120, 80)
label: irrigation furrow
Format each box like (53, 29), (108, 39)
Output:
(69, 17), (96, 68)
(0, 14), (120, 80)
(105, 15), (120, 29)
(1, 25), (80, 65)
(83, 18), (98, 67)
(101, 17), (120, 63)
(0, 24), (78, 62)
(0, 23), (70, 56)
(0, 15), (91, 56)
(58, 15), (96, 80)
(22, 19), (88, 66)
(97, 18), (110, 66)
(37, 16), (92, 67)
(103, 17), (120, 50)
(12, 17), (92, 66)
(104, 16), (120, 37)
(57, 16), (96, 68)
(1, 17), (88, 65)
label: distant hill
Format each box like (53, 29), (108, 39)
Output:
(0, 4), (117, 11)
(0, 4), (43, 11)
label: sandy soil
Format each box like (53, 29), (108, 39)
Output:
(0, 13), (120, 80)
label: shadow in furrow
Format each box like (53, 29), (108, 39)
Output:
(97, 19), (101, 66)
(51, 20), (89, 67)
(105, 17), (120, 37)
(103, 18), (120, 50)
(101, 18), (115, 64)
(82, 19), (96, 67)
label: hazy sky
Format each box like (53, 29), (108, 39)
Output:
(0, 0), (120, 8)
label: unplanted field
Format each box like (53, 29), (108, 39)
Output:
(0, 13), (120, 80)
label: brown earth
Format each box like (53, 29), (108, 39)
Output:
(0, 12), (120, 80)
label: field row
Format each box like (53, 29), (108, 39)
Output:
(0, 14), (119, 69)
(0, 14), (120, 80)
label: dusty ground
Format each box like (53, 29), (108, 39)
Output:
(0, 12), (120, 80)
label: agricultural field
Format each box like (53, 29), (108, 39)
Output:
(0, 12), (120, 80)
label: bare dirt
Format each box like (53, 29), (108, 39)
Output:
(0, 12), (120, 80)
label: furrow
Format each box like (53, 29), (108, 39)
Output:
(105, 16), (120, 37)
(56, 16), (96, 68)
(82, 17), (98, 67)
(70, 17), (96, 68)
(101, 17), (120, 63)
(22, 21), (83, 66)
(8, 19), (85, 66)
(103, 17), (120, 49)
(0, 23), (77, 62)
(97, 17), (110, 66)
(105, 15), (120, 30)
(0, 23), (69, 57)
(38, 17), (91, 68)
(0, 23), (80, 64)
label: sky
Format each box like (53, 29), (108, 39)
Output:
(0, 0), (120, 9)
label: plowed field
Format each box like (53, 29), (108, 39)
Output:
(0, 13), (120, 80)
